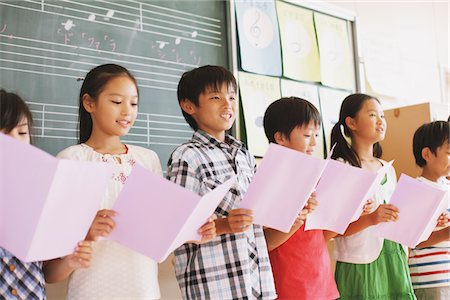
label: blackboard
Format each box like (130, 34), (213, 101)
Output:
(0, 0), (229, 169)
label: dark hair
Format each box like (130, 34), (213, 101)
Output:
(0, 89), (33, 139)
(79, 64), (138, 143)
(413, 121), (449, 167)
(177, 65), (237, 130)
(263, 97), (321, 143)
(330, 93), (383, 167)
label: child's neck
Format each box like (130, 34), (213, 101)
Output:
(352, 139), (375, 162)
(85, 132), (125, 155)
(421, 167), (441, 183)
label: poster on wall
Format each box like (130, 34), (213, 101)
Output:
(239, 71), (281, 156)
(235, 0), (282, 76)
(314, 13), (354, 90)
(276, 1), (320, 82)
(280, 79), (325, 158)
(318, 87), (350, 152)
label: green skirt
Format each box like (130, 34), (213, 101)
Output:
(335, 239), (416, 300)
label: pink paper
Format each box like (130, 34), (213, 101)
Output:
(109, 164), (236, 262)
(0, 133), (113, 262)
(375, 174), (447, 248)
(239, 143), (328, 232)
(305, 160), (392, 234)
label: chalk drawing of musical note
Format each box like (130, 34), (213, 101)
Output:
(88, 13), (95, 21)
(175, 37), (181, 45)
(62, 19), (75, 31)
(191, 31), (198, 38)
(156, 41), (169, 49)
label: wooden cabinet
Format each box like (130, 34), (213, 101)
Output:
(381, 102), (448, 178)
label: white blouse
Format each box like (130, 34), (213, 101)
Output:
(333, 159), (404, 264)
(57, 144), (162, 300)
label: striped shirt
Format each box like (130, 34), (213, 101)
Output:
(408, 176), (450, 289)
(167, 130), (276, 299)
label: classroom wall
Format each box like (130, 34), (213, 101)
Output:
(324, 0), (449, 109)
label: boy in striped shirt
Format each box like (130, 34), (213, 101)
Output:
(408, 120), (450, 299)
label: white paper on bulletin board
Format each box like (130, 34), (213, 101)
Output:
(239, 71), (281, 157)
(280, 79), (325, 158)
(314, 12), (354, 90)
(276, 1), (320, 82)
(235, 0), (282, 76)
(318, 87), (350, 152)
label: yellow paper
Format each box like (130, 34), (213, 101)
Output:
(314, 13), (354, 90)
(276, 1), (320, 82)
(239, 72), (281, 157)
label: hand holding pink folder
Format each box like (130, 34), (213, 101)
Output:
(0, 133), (113, 262)
(375, 174), (448, 248)
(108, 164), (236, 262)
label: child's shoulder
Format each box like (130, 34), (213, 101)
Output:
(127, 144), (158, 158)
(57, 144), (86, 159)
(168, 140), (210, 165)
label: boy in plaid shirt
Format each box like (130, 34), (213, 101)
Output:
(167, 65), (276, 299)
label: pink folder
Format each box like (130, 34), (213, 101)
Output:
(0, 133), (113, 262)
(239, 143), (328, 232)
(375, 174), (448, 248)
(108, 164), (236, 262)
(305, 160), (393, 234)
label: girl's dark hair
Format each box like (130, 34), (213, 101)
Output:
(0, 89), (33, 139)
(413, 121), (449, 167)
(263, 97), (321, 143)
(177, 65), (237, 130)
(330, 93), (382, 167)
(79, 64), (138, 143)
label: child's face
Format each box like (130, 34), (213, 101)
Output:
(350, 99), (386, 143)
(187, 83), (237, 141)
(1, 116), (30, 144)
(426, 141), (450, 178)
(84, 76), (138, 138)
(277, 121), (320, 155)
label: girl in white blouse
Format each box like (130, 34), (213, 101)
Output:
(53, 64), (216, 300)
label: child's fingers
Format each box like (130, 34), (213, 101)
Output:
(229, 215), (253, 224)
(384, 204), (399, 213)
(198, 222), (215, 234)
(228, 209), (253, 216)
(96, 209), (117, 217)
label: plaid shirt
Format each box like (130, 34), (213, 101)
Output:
(167, 130), (276, 300)
(0, 247), (45, 300)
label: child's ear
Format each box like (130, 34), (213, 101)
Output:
(421, 147), (432, 162)
(180, 99), (196, 116)
(274, 132), (286, 145)
(82, 94), (95, 113)
(345, 116), (356, 131)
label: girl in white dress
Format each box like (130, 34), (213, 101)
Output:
(53, 64), (216, 300)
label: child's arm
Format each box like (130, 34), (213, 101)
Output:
(264, 193), (318, 251)
(415, 227), (450, 248)
(264, 209), (307, 251)
(341, 203), (399, 236)
(43, 241), (92, 283)
(414, 212), (450, 248)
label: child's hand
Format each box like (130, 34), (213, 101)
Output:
(292, 208), (308, 229)
(305, 192), (318, 214)
(86, 209), (116, 241)
(369, 204), (399, 225)
(437, 212), (449, 228)
(227, 209), (253, 233)
(62, 241), (93, 270)
(361, 199), (373, 216)
(189, 215), (217, 245)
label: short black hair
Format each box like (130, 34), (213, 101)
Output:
(177, 65), (237, 130)
(263, 97), (321, 143)
(0, 89), (33, 135)
(413, 120), (449, 167)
